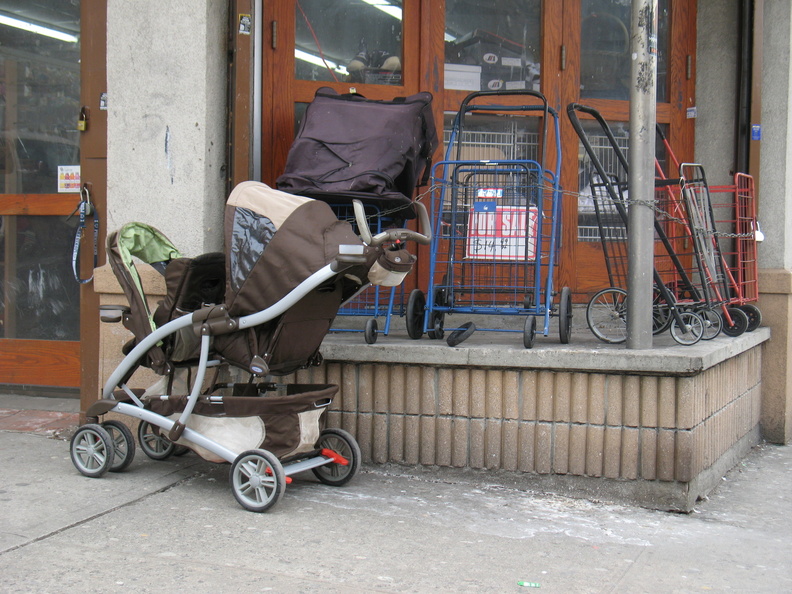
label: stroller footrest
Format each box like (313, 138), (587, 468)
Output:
(283, 454), (339, 476)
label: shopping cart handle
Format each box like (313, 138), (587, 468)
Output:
(352, 200), (432, 247)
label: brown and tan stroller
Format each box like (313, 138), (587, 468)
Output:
(70, 181), (430, 512)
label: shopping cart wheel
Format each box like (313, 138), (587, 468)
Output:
(447, 321), (475, 347)
(428, 313), (445, 339)
(70, 424), (115, 478)
(721, 307), (749, 337)
(652, 288), (673, 335)
(102, 420), (136, 472)
(523, 316), (537, 348)
(670, 311), (704, 345)
(312, 428), (361, 487)
(230, 449), (286, 512)
(739, 304), (762, 332)
(364, 318), (378, 344)
(699, 309), (723, 340)
(586, 288), (627, 344)
(559, 287), (573, 344)
(406, 289), (426, 339)
(428, 285), (447, 339)
(138, 420), (177, 460)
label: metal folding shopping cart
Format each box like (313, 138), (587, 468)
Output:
(655, 126), (761, 332)
(709, 172), (762, 330)
(405, 90), (569, 348)
(568, 102), (724, 346)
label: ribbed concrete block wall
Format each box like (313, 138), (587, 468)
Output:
(288, 346), (762, 485)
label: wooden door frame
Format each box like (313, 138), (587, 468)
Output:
(79, 0), (108, 416)
(0, 3), (105, 392)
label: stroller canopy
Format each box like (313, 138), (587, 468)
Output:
(223, 181), (363, 316)
(107, 222), (182, 333)
(217, 181), (365, 374)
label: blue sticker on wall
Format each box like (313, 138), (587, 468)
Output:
(751, 125), (762, 141)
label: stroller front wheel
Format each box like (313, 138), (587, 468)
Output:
(230, 449), (286, 512)
(312, 428), (361, 487)
(70, 424), (115, 478)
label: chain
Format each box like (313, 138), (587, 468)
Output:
(344, 180), (755, 240)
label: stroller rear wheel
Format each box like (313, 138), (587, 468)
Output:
(312, 428), (361, 487)
(70, 424), (115, 478)
(138, 420), (177, 460)
(230, 449), (286, 512)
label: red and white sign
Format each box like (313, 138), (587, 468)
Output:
(466, 203), (538, 261)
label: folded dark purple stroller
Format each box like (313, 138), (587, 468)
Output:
(70, 181), (430, 512)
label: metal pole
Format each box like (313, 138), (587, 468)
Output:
(626, 0), (658, 349)
(252, 0), (263, 181)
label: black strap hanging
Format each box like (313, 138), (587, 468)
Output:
(71, 183), (99, 284)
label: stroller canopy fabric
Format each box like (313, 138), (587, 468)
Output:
(217, 181), (365, 374)
(107, 222), (182, 333)
(223, 181), (363, 316)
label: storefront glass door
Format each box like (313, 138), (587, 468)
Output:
(0, 1), (82, 388)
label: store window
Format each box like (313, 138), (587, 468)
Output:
(0, 2), (81, 341)
(580, 0), (669, 101)
(295, 0), (404, 85)
(576, 121), (669, 243)
(444, 0), (542, 93)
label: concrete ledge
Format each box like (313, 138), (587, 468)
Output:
(320, 327), (770, 376)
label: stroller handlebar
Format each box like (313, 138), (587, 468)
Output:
(352, 199), (432, 247)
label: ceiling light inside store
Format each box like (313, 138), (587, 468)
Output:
(295, 49), (349, 76)
(360, 0), (402, 20)
(0, 13), (78, 43)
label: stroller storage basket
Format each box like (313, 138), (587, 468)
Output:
(146, 384), (337, 461)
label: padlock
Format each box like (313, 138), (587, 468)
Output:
(77, 107), (89, 132)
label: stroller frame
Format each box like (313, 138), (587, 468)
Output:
(71, 188), (431, 512)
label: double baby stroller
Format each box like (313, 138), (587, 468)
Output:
(70, 181), (430, 512)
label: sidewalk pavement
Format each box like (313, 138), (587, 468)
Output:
(1, 395), (790, 593)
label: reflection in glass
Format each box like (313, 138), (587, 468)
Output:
(580, 0), (669, 101)
(443, 113), (540, 162)
(0, 6), (81, 194)
(1, 216), (80, 340)
(295, 0), (403, 85)
(445, 0), (542, 92)
(576, 122), (668, 242)
(0, 2), (81, 342)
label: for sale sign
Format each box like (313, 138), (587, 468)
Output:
(466, 190), (538, 260)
